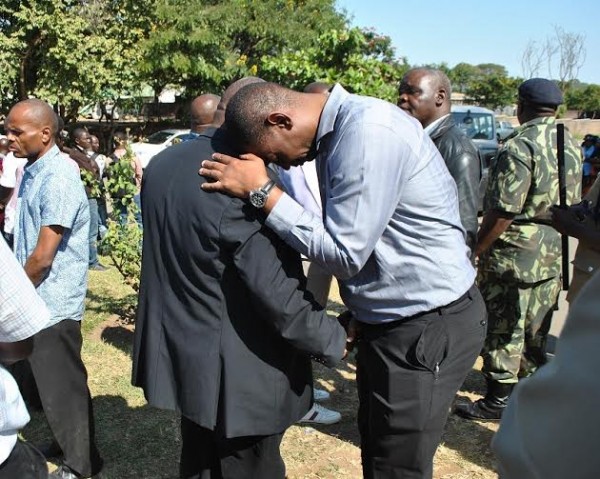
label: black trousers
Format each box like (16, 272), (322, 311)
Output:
(180, 416), (285, 479)
(356, 284), (487, 479)
(26, 320), (103, 477)
(0, 440), (47, 479)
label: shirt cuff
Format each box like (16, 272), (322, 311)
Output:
(266, 192), (306, 240)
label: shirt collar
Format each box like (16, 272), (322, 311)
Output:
(519, 115), (555, 131)
(24, 145), (61, 177)
(315, 84), (350, 152)
(424, 113), (450, 135)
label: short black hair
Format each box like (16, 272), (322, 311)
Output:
(225, 82), (297, 148)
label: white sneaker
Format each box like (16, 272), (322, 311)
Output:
(298, 403), (341, 425)
(313, 388), (330, 402)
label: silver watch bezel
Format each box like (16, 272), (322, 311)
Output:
(249, 180), (275, 208)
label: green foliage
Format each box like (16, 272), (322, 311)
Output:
(102, 215), (142, 292)
(103, 146), (141, 291)
(139, 0), (346, 96)
(0, 0), (153, 118)
(105, 148), (137, 204)
(80, 168), (102, 198)
(565, 84), (600, 114)
(259, 28), (407, 101)
(466, 73), (520, 110)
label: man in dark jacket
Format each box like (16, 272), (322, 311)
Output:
(398, 68), (481, 254)
(64, 127), (106, 270)
(132, 123), (346, 478)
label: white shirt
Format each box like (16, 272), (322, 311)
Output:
(0, 238), (50, 463)
(0, 153), (27, 235)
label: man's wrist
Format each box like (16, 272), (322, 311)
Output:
(263, 186), (283, 215)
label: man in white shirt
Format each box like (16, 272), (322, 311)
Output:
(0, 152), (28, 248)
(0, 236), (51, 478)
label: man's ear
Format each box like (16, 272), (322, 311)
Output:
(435, 88), (447, 107)
(266, 112), (293, 130)
(41, 126), (53, 145)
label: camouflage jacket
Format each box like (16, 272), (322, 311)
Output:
(480, 116), (581, 282)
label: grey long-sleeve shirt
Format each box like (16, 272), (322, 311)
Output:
(267, 85), (475, 323)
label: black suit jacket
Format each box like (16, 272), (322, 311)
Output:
(132, 129), (345, 438)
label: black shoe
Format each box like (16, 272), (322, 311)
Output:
(36, 441), (63, 460)
(454, 398), (505, 421)
(89, 263), (108, 271)
(454, 381), (514, 421)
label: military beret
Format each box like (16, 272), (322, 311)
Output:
(518, 78), (563, 107)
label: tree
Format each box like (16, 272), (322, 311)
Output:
(553, 26), (586, 90)
(448, 63), (479, 93)
(521, 40), (545, 78)
(0, 0), (154, 120)
(565, 84), (600, 118)
(463, 65), (520, 109)
(466, 74), (519, 110)
(259, 27), (407, 102)
(520, 26), (586, 91)
(139, 0), (346, 97)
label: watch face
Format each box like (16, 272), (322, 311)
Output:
(249, 190), (267, 208)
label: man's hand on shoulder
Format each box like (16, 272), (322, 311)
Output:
(199, 152), (270, 198)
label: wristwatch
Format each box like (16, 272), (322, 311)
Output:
(249, 179), (276, 208)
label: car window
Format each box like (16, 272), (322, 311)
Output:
(452, 112), (495, 141)
(145, 131), (173, 144)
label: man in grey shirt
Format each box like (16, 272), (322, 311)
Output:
(200, 82), (487, 479)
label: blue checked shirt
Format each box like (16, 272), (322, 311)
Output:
(14, 145), (90, 326)
(267, 85), (476, 323)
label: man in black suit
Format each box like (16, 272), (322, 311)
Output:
(131, 118), (346, 477)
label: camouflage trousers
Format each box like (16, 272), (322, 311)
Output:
(478, 271), (561, 384)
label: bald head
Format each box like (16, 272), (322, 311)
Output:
(398, 68), (452, 128)
(212, 76), (265, 127)
(190, 94), (220, 133)
(5, 99), (59, 161)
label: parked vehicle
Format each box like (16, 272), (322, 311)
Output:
(130, 129), (189, 168)
(450, 105), (499, 211)
(496, 120), (515, 141)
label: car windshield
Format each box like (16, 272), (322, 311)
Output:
(144, 131), (173, 145)
(452, 112), (495, 141)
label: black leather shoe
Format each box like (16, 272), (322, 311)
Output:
(454, 381), (514, 421)
(454, 398), (505, 421)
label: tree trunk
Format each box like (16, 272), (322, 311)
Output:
(18, 32), (44, 100)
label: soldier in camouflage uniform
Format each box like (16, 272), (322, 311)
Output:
(455, 78), (581, 421)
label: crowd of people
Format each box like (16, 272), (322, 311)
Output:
(0, 71), (598, 479)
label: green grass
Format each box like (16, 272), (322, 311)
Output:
(23, 264), (499, 478)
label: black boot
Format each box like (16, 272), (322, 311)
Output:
(454, 381), (514, 421)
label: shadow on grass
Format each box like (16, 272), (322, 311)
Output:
(101, 325), (135, 356)
(25, 395), (181, 479)
(86, 290), (137, 324)
(441, 413), (497, 473)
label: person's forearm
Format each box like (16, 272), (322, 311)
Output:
(475, 211), (514, 257)
(24, 253), (53, 287)
(263, 186), (283, 214)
